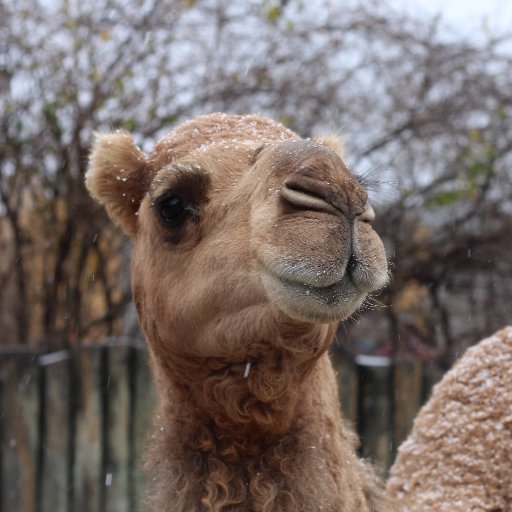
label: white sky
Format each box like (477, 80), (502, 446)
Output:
(393, 0), (512, 37)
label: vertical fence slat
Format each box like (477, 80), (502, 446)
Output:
(393, 358), (423, 452)
(72, 346), (103, 512)
(131, 347), (157, 512)
(0, 351), (40, 512)
(357, 356), (393, 471)
(39, 351), (71, 512)
(103, 344), (132, 512)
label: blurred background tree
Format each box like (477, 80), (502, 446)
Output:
(1, 0), (511, 362)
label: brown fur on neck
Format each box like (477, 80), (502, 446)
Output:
(140, 311), (391, 511)
(147, 312), (334, 436)
(145, 349), (390, 512)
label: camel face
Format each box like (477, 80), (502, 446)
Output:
(249, 139), (388, 322)
(87, 113), (387, 357)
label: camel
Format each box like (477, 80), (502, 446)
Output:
(86, 113), (393, 511)
(387, 325), (512, 511)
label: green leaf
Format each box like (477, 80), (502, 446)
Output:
(467, 161), (488, 180)
(264, 3), (281, 23)
(113, 77), (125, 94)
(42, 102), (57, 120)
(279, 115), (296, 128)
(468, 128), (483, 144)
(42, 103), (61, 134)
(497, 105), (507, 119)
(161, 114), (179, 125)
(121, 118), (137, 131)
(427, 190), (462, 208)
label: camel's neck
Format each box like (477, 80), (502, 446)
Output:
(144, 345), (386, 511)
(152, 320), (335, 434)
(145, 313), (335, 433)
(155, 344), (322, 436)
(141, 314), (389, 511)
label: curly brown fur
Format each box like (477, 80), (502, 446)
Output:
(144, 350), (391, 512)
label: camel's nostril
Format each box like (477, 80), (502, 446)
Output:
(280, 173), (366, 218)
(280, 181), (339, 215)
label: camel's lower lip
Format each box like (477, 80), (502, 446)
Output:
(272, 273), (350, 307)
(260, 268), (365, 322)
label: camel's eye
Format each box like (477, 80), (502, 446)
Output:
(156, 194), (187, 227)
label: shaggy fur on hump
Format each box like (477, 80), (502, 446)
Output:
(86, 113), (393, 511)
(387, 326), (512, 511)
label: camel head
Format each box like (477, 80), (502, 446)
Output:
(86, 114), (387, 364)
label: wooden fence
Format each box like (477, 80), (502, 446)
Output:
(0, 342), (436, 512)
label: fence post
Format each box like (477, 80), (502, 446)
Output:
(131, 346), (157, 512)
(393, 358), (423, 455)
(0, 349), (40, 512)
(39, 350), (71, 512)
(103, 343), (132, 512)
(356, 355), (393, 471)
(72, 346), (103, 512)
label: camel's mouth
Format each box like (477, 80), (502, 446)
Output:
(259, 265), (368, 323)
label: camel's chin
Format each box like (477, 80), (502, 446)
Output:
(260, 271), (366, 323)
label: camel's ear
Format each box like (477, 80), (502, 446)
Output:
(86, 131), (148, 237)
(314, 134), (346, 159)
